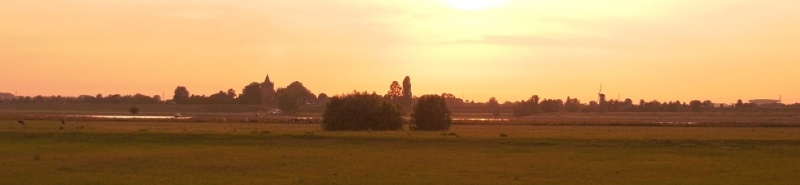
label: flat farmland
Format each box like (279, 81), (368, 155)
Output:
(2, 121), (799, 185)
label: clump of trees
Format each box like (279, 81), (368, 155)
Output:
(172, 85), (255, 105)
(168, 80), (320, 111)
(411, 94), (452, 131)
(129, 107), (140, 115)
(511, 95), (542, 117)
(383, 76), (414, 109)
(506, 95), (762, 117)
(322, 92), (403, 131)
(276, 81), (317, 114)
(238, 83), (262, 105)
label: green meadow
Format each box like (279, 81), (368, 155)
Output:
(2, 121), (800, 185)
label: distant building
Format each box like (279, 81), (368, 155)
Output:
(260, 75), (276, 105)
(749, 99), (780, 106)
(0, 92), (14, 100)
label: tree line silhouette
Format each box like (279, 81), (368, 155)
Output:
(1, 94), (162, 104)
(2, 75), (797, 115)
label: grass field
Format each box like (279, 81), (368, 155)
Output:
(2, 120), (800, 185)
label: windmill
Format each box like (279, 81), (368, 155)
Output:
(597, 84), (606, 105)
(597, 84), (607, 113)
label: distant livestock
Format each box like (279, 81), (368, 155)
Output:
(17, 120), (25, 125)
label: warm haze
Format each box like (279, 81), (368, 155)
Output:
(2, 0), (799, 103)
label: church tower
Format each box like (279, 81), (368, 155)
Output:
(260, 75), (276, 105)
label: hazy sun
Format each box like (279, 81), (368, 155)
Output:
(443, 0), (506, 11)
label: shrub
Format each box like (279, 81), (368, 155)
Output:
(322, 92), (403, 131)
(129, 107), (140, 115)
(412, 94), (452, 131)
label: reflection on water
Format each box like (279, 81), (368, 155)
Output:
(653, 122), (697, 125)
(452, 118), (509, 122)
(73, 115), (192, 119)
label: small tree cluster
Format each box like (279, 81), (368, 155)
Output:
(564, 96), (581, 112)
(322, 92), (403, 131)
(412, 95), (452, 131)
(383, 76), (414, 109)
(539, 99), (564, 113)
(276, 81), (317, 114)
(129, 107), (140, 115)
(511, 95), (541, 117)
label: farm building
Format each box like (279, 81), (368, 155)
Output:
(748, 99), (780, 106)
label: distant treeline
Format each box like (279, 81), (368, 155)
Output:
(3, 75), (798, 116)
(506, 97), (757, 117)
(1, 94), (162, 104)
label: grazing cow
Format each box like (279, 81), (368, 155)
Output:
(17, 120), (25, 125)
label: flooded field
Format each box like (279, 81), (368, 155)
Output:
(73, 115), (192, 120)
(452, 117), (510, 122)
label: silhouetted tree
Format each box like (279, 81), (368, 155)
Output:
(412, 94), (452, 131)
(272, 81), (316, 113)
(210, 90), (235, 104)
(238, 82), (262, 104)
(690, 100), (703, 112)
(129, 107), (140, 115)
(528, 95), (541, 114)
(441, 93), (464, 107)
(702, 100), (715, 111)
(173, 86), (190, 104)
(402, 76), (412, 106)
(226, 88), (237, 99)
(512, 101), (531, 117)
(317, 93), (329, 105)
(487, 97), (500, 108)
(540, 99), (564, 113)
(386, 81), (403, 100)
(277, 81), (316, 104)
(624, 98), (634, 106)
(564, 96), (581, 112)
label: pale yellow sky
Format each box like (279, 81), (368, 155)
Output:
(2, 0), (799, 103)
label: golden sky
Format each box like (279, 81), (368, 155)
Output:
(2, 0), (799, 103)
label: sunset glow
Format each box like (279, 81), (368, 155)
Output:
(443, 0), (506, 11)
(2, 0), (799, 103)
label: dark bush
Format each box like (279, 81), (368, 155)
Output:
(129, 107), (140, 115)
(412, 94), (452, 131)
(322, 92), (403, 131)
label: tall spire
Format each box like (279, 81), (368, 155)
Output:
(264, 74), (272, 83)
